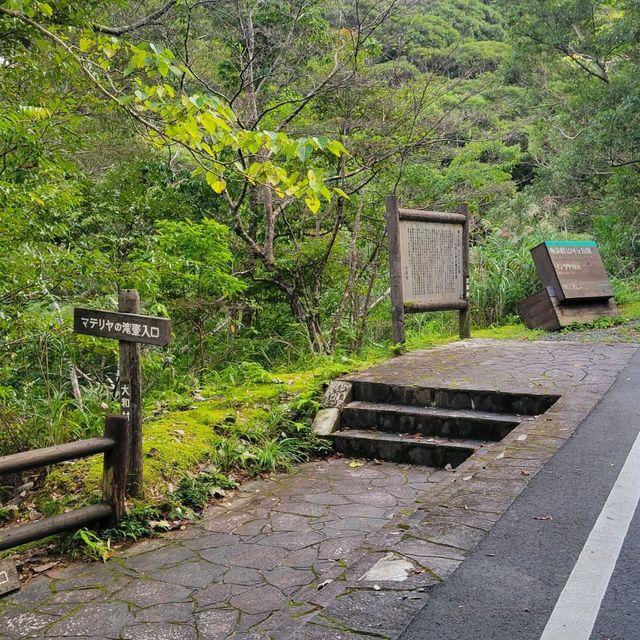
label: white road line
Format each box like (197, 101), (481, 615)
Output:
(540, 430), (640, 640)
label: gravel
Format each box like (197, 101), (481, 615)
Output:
(537, 320), (640, 344)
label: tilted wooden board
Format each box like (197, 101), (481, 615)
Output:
(531, 241), (614, 302)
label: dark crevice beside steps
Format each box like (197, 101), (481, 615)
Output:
(329, 381), (559, 468)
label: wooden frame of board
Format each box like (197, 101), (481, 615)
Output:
(386, 195), (470, 344)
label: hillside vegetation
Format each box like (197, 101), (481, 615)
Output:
(1, 0), (639, 541)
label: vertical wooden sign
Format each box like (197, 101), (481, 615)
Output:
(386, 195), (470, 344)
(118, 290), (143, 498)
(386, 195), (406, 344)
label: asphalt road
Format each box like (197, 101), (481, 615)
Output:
(400, 348), (640, 640)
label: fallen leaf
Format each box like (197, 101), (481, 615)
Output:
(533, 515), (553, 521)
(348, 460), (364, 468)
(521, 470), (530, 476)
(318, 579), (333, 590)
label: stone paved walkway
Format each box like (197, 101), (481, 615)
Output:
(2, 460), (440, 640)
(1, 339), (637, 639)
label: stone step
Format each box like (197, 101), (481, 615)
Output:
(340, 401), (521, 441)
(330, 429), (485, 468)
(350, 380), (559, 416)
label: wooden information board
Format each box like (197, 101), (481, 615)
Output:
(519, 240), (618, 330)
(398, 221), (465, 306)
(531, 241), (614, 302)
(386, 196), (470, 344)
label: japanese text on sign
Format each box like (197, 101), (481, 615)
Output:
(79, 315), (160, 340)
(73, 308), (171, 346)
(398, 221), (464, 304)
(119, 382), (131, 422)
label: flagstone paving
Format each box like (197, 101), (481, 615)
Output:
(1, 460), (442, 640)
(1, 339), (637, 639)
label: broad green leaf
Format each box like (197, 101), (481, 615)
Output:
(206, 173), (227, 194)
(305, 195), (321, 213)
(327, 140), (348, 157)
(297, 140), (313, 162)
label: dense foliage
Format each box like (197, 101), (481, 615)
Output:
(0, 0), (639, 465)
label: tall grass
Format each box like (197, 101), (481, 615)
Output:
(470, 233), (540, 326)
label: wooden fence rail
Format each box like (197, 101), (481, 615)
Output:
(0, 415), (129, 552)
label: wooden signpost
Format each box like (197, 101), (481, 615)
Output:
(74, 290), (171, 497)
(519, 241), (619, 330)
(386, 195), (470, 344)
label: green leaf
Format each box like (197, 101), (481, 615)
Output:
(297, 140), (313, 162)
(206, 172), (226, 194)
(305, 195), (321, 213)
(327, 140), (348, 157)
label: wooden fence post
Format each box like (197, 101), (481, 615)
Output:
(102, 415), (129, 522)
(118, 289), (143, 497)
(458, 203), (471, 339)
(386, 195), (406, 345)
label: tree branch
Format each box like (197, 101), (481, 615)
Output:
(93, 0), (178, 36)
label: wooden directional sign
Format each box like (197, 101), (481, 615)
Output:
(531, 241), (614, 302)
(386, 196), (470, 343)
(74, 308), (172, 346)
(73, 293), (172, 498)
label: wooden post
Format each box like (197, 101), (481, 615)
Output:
(458, 203), (471, 339)
(386, 195), (406, 345)
(102, 415), (129, 522)
(118, 289), (143, 497)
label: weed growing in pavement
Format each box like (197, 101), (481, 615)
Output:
(70, 528), (113, 563)
(172, 472), (238, 510)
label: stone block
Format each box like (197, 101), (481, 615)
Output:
(323, 380), (352, 408)
(312, 408), (340, 436)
